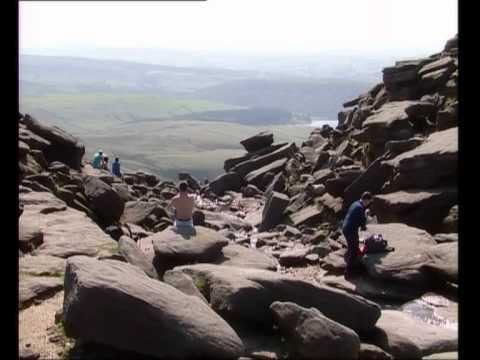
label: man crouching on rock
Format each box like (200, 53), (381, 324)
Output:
(342, 191), (372, 279)
(170, 181), (195, 229)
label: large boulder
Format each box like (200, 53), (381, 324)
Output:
(83, 176), (125, 224)
(383, 127), (457, 191)
(369, 310), (457, 358)
(288, 205), (323, 228)
(63, 256), (245, 359)
(22, 114), (85, 170)
(208, 172), (243, 196)
(352, 101), (431, 145)
(359, 224), (443, 287)
(150, 226), (229, 274)
(244, 158), (288, 188)
(118, 236), (159, 279)
(231, 143), (297, 178)
(372, 188), (457, 234)
(20, 191), (118, 258)
(214, 244), (278, 271)
(270, 301), (360, 360)
(224, 143), (287, 172)
(259, 192), (290, 231)
(343, 156), (392, 210)
(178, 172), (201, 191)
(171, 263), (381, 333)
(121, 201), (168, 227)
(240, 131), (274, 152)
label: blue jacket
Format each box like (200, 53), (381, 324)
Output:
(112, 160), (121, 177)
(342, 200), (367, 234)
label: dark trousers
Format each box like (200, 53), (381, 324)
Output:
(343, 229), (360, 273)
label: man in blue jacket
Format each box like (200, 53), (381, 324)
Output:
(342, 191), (373, 278)
(112, 157), (122, 177)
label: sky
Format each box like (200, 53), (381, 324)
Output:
(19, 0), (458, 56)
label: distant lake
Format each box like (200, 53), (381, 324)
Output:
(309, 119), (337, 128)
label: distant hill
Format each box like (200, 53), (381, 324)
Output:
(20, 54), (374, 118)
(194, 78), (373, 117)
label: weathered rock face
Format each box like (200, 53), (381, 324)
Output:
(171, 264), (381, 333)
(63, 256), (245, 359)
(383, 127), (457, 191)
(240, 131), (274, 152)
(372, 188), (457, 234)
(83, 176), (125, 224)
(270, 301), (361, 360)
(22, 114), (85, 170)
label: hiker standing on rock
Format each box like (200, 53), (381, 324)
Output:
(342, 191), (373, 279)
(170, 181), (195, 229)
(92, 150), (103, 169)
(112, 157), (122, 177)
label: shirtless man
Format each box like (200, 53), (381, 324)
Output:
(169, 181), (195, 228)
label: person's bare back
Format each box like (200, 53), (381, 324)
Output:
(171, 194), (195, 220)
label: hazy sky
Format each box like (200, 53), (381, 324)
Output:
(20, 0), (457, 55)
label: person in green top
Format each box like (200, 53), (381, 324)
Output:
(92, 150), (103, 169)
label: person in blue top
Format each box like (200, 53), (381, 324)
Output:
(342, 191), (373, 279)
(112, 157), (122, 177)
(92, 150), (103, 169)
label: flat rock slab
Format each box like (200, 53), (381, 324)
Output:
(215, 244), (278, 271)
(150, 226), (229, 274)
(21, 192), (118, 258)
(373, 310), (457, 357)
(359, 223), (438, 287)
(288, 205), (323, 227)
(322, 275), (424, 302)
(244, 158), (288, 187)
(63, 256), (244, 359)
(20, 255), (66, 277)
(19, 275), (63, 309)
(172, 263), (381, 333)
